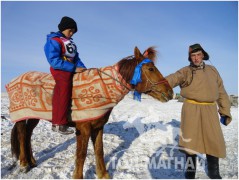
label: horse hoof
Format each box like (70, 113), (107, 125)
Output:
(30, 163), (37, 168)
(20, 165), (30, 173)
(72, 171), (83, 179)
(98, 172), (110, 179)
(72, 175), (83, 179)
(102, 173), (110, 179)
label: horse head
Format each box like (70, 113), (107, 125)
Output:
(118, 46), (173, 102)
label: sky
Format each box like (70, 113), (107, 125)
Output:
(1, 1), (238, 94)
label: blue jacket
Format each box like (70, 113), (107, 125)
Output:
(44, 31), (86, 72)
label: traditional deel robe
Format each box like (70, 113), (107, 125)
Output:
(165, 63), (232, 158)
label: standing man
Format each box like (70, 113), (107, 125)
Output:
(44, 16), (86, 135)
(165, 44), (232, 179)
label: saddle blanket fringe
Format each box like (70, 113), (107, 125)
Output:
(6, 66), (130, 122)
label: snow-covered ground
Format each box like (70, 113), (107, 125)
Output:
(1, 92), (238, 179)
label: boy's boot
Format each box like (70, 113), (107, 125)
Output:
(52, 124), (74, 135)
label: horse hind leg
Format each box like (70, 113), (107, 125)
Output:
(26, 119), (39, 168)
(11, 120), (29, 172)
(11, 123), (20, 162)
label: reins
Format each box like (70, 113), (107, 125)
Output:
(97, 68), (132, 91)
(95, 61), (170, 101)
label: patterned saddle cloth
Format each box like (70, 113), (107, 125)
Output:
(6, 65), (130, 122)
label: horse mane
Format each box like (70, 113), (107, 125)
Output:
(117, 46), (157, 84)
(117, 55), (138, 84)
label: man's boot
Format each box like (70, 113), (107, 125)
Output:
(184, 154), (197, 179)
(206, 154), (222, 179)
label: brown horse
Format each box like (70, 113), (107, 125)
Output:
(8, 46), (173, 179)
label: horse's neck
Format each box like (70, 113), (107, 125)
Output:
(101, 64), (131, 90)
(115, 58), (138, 86)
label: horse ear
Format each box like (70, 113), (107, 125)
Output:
(143, 46), (157, 62)
(134, 46), (142, 60)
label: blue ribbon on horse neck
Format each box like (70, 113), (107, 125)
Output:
(130, 58), (152, 101)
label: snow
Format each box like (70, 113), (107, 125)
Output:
(1, 92), (238, 179)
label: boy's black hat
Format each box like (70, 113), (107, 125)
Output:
(58, 16), (77, 33)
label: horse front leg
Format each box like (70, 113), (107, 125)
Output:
(73, 123), (91, 179)
(26, 119), (39, 167)
(91, 127), (110, 179)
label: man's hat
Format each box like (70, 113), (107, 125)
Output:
(188, 43), (209, 61)
(58, 16), (78, 33)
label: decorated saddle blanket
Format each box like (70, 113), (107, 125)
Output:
(6, 66), (130, 122)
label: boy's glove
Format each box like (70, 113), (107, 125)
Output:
(75, 67), (87, 73)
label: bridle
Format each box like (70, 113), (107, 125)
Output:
(141, 68), (171, 101)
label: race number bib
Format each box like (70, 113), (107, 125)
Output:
(60, 37), (77, 59)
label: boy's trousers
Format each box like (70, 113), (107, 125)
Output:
(50, 67), (73, 125)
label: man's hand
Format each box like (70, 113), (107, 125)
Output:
(220, 114), (232, 126)
(220, 116), (227, 126)
(75, 67), (87, 73)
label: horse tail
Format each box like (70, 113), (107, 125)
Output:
(11, 123), (20, 160)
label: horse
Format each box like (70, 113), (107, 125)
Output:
(7, 46), (173, 179)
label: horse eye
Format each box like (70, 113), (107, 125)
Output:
(148, 67), (154, 72)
